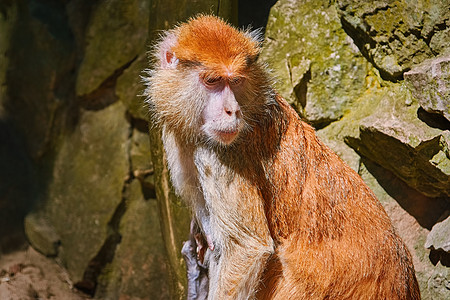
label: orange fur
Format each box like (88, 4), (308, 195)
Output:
(172, 15), (259, 78)
(147, 15), (421, 300)
(255, 99), (420, 299)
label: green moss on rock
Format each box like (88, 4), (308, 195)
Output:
(24, 213), (60, 257)
(260, 0), (369, 127)
(336, 0), (450, 80)
(345, 83), (450, 199)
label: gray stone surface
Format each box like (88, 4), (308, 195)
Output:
(336, 0), (450, 80)
(24, 213), (60, 257)
(95, 179), (173, 299)
(405, 55), (450, 122)
(426, 215), (450, 253)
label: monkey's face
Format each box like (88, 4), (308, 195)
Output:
(198, 72), (246, 145)
(148, 60), (252, 147)
(146, 17), (273, 146)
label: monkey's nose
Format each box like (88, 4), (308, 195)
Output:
(225, 108), (237, 116)
(224, 107), (241, 120)
(223, 99), (241, 118)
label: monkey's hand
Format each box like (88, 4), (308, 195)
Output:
(182, 240), (209, 300)
(206, 234), (215, 251)
(194, 232), (214, 264)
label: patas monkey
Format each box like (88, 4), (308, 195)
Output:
(145, 15), (420, 300)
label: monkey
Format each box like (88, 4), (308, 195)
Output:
(145, 15), (421, 300)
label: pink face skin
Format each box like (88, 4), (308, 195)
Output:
(200, 75), (244, 145)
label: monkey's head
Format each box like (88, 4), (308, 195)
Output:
(146, 15), (274, 146)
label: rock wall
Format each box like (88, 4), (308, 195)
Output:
(1, 0), (175, 299)
(0, 0), (448, 299)
(260, 0), (449, 299)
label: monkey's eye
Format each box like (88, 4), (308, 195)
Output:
(203, 76), (223, 87)
(229, 77), (244, 86)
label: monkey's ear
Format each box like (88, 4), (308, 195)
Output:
(159, 32), (179, 69)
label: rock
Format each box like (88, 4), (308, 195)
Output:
(260, 0), (369, 128)
(130, 128), (155, 194)
(427, 266), (450, 299)
(95, 179), (173, 299)
(345, 83), (450, 199)
(40, 101), (130, 285)
(426, 215), (450, 253)
(130, 129), (152, 174)
(315, 68), (386, 172)
(24, 213), (60, 257)
(0, 2), (37, 251)
(336, 0), (450, 80)
(405, 55), (450, 122)
(116, 53), (149, 121)
(0, 1), (16, 104)
(76, 0), (150, 96)
(0, 118), (35, 252)
(5, 0), (75, 159)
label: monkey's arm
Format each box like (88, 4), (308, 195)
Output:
(195, 148), (274, 300)
(208, 234), (273, 300)
(207, 204), (273, 300)
(161, 128), (216, 250)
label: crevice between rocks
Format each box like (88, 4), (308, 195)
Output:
(74, 179), (130, 296)
(344, 135), (449, 230)
(293, 67), (310, 110)
(339, 15), (403, 82)
(360, 4), (391, 18)
(417, 107), (450, 131)
(78, 56), (137, 111)
(126, 112), (156, 199)
(425, 20), (449, 49)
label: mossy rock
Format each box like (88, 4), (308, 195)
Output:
(405, 54), (450, 122)
(116, 52), (149, 121)
(130, 128), (155, 194)
(5, 0), (75, 159)
(24, 213), (60, 257)
(345, 83), (450, 199)
(260, 0), (369, 127)
(76, 0), (150, 96)
(336, 0), (450, 80)
(41, 101), (130, 284)
(95, 179), (172, 299)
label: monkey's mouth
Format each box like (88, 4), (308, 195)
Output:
(214, 129), (239, 145)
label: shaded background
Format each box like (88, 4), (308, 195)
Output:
(0, 0), (449, 299)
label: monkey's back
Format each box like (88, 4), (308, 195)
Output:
(257, 99), (420, 299)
